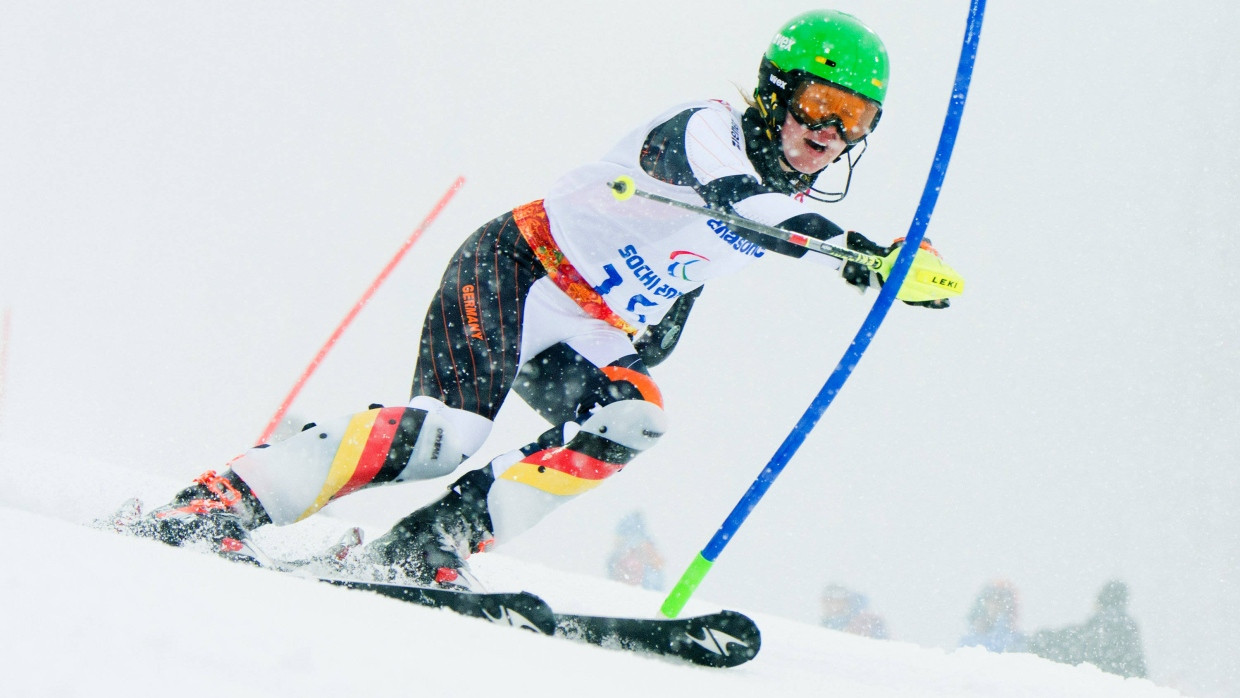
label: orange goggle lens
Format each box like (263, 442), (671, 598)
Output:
(788, 81), (881, 144)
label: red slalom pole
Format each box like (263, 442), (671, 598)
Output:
(256, 176), (466, 444)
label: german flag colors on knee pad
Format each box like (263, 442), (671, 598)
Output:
(498, 398), (667, 496)
(297, 407), (426, 519)
(499, 442), (625, 496)
(233, 406), (441, 524)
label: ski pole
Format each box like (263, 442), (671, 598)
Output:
(659, 0), (987, 618)
(609, 176), (882, 269)
(256, 176), (465, 444)
(607, 176), (964, 302)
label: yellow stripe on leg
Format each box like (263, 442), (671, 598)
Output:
(499, 461), (605, 496)
(296, 409), (379, 521)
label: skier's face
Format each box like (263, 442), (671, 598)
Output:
(779, 111), (849, 174)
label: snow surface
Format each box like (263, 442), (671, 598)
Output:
(0, 455), (1186, 698)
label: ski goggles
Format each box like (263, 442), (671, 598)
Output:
(787, 80), (882, 144)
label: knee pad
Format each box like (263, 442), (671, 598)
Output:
(576, 399), (667, 453)
(498, 398), (667, 497)
(232, 401), (492, 525)
(486, 399), (667, 542)
(396, 398), (492, 481)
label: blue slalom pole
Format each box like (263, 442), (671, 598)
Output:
(661, 0), (988, 618)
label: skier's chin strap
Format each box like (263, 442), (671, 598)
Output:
(742, 106), (866, 203)
(801, 137), (867, 203)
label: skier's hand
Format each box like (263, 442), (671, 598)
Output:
(840, 231), (890, 292)
(842, 233), (952, 309)
(887, 237), (951, 309)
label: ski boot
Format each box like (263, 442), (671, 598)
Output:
(131, 469), (272, 564)
(363, 468), (497, 588)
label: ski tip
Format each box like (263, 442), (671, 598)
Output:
(551, 608), (761, 668)
(701, 610), (762, 667)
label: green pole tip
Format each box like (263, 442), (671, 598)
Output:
(659, 553), (714, 618)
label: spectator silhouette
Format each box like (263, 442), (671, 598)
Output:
(605, 511), (665, 590)
(820, 584), (890, 639)
(1028, 580), (1147, 678)
(959, 579), (1026, 652)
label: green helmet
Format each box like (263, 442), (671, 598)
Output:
(754, 10), (889, 136)
(747, 10), (889, 201)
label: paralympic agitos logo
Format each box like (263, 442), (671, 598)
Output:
(667, 250), (709, 281)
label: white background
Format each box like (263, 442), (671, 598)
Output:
(2, 2), (1236, 695)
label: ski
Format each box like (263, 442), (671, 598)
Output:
(251, 525), (762, 666)
(104, 500), (760, 667)
(322, 578), (556, 634)
(553, 609), (761, 668)
(330, 577), (760, 668)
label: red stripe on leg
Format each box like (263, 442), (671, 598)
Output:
(524, 447), (623, 481)
(336, 407), (405, 498)
(600, 366), (663, 408)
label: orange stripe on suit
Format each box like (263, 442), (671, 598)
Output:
(600, 365), (664, 408)
(513, 200), (638, 336)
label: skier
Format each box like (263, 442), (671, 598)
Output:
(131, 10), (954, 587)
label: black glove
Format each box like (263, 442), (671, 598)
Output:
(841, 232), (950, 309)
(840, 231), (891, 291)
